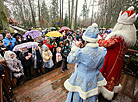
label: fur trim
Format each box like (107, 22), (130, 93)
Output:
(85, 43), (99, 48)
(113, 84), (122, 93)
(128, 6), (134, 10)
(100, 86), (114, 101)
(92, 23), (98, 28)
(71, 46), (79, 51)
(97, 78), (107, 87)
(82, 35), (98, 43)
(64, 79), (98, 100)
(105, 23), (136, 46)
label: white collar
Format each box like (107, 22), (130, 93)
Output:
(86, 43), (99, 48)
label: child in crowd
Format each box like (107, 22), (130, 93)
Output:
(59, 41), (63, 48)
(26, 35), (34, 42)
(36, 35), (43, 47)
(56, 47), (62, 68)
(61, 39), (71, 72)
(19, 47), (32, 80)
(52, 41), (57, 64)
(4, 51), (24, 85)
(32, 45), (44, 76)
(43, 36), (54, 51)
(42, 44), (54, 73)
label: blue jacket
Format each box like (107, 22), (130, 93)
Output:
(64, 43), (107, 100)
(3, 37), (16, 50)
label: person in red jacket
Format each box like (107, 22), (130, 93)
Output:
(98, 6), (137, 100)
(43, 36), (54, 51)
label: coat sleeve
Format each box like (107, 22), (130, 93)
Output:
(97, 49), (107, 70)
(62, 52), (68, 58)
(98, 36), (122, 48)
(7, 63), (18, 72)
(43, 39), (46, 44)
(3, 39), (10, 47)
(19, 52), (26, 61)
(49, 50), (53, 58)
(11, 38), (16, 48)
(67, 46), (82, 63)
(56, 53), (59, 62)
(16, 60), (23, 71)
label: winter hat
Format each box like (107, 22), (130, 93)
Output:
(0, 34), (3, 37)
(4, 51), (17, 61)
(42, 44), (49, 51)
(117, 6), (138, 25)
(14, 30), (18, 33)
(82, 23), (99, 42)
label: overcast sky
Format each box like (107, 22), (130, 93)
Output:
(45, 0), (99, 18)
(5, 0), (99, 19)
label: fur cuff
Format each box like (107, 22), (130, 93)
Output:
(71, 46), (79, 51)
(113, 84), (122, 93)
(100, 86), (114, 101)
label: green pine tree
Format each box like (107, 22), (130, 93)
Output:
(0, 0), (9, 32)
(41, 0), (50, 28)
(51, 0), (59, 26)
(64, 13), (69, 26)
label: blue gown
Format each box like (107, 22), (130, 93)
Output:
(64, 44), (107, 102)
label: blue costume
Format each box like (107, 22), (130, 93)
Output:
(64, 23), (107, 102)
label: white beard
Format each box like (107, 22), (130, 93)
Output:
(105, 23), (137, 47)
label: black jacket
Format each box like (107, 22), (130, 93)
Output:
(19, 51), (32, 67)
(0, 45), (7, 57)
(61, 46), (71, 59)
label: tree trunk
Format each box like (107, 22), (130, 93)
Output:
(71, 0), (74, 30)
(91, 0), (95, 24)
(60, 0), (62, 27)
(74, 0), (78, 30)
(0, 0), (9, 31)
(28, 0), (36, 28)
(62, 0), (64, 26)
(22, 0), (27, 28)
(38, 0), (41, 28)
(68, 0), (70, 27)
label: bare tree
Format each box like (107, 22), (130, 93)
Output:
(38, 0), (41, 28)
(91, 0), (95, 24)
(28, 0), (36, 27)
(60, 0), (61, 27)
(71, 0), (74, 30)
(68, 0), (70, 27)
(62, 0), (64, 26)
(74, 0), (78, 30)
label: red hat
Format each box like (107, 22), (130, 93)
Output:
(117, 6), (137, 25)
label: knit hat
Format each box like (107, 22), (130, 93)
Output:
(0, 34), (3, 37)
(117, 6), (138, 25)
(42, 44), (49, 51)
(82, 23), (99, 42)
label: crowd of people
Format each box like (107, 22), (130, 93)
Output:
(0, 27), (87, 85)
